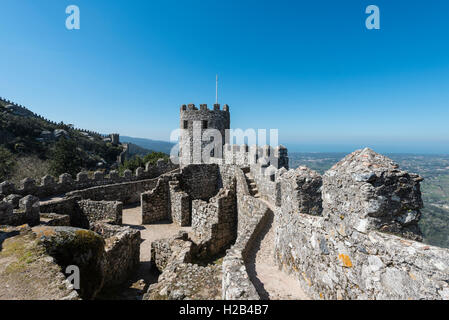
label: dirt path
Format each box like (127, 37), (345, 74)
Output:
(245, 202), (309, 300)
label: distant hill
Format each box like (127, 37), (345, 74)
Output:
(0, 96), (123, 183)
(120, 136), (175, 154)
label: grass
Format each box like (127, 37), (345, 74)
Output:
(0, 231), (45, 274)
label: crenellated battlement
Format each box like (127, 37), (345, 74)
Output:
(0, 158), (178, 199)
(180, 103), (230, 113)
(209, 143), (289, 170)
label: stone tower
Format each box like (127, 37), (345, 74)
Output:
(179, 103), (230, 167)
(110, 133), (120, 145)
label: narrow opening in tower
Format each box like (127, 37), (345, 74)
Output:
(202, 120), (208, 129)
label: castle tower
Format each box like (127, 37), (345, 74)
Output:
(179, 103), (230, 167)
(110, 133), (120, 145)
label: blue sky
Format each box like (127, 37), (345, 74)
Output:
(1, 0), (448, 153)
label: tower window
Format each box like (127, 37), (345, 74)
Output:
(202, 120), (208, 129)
(183, 120), (188, 129)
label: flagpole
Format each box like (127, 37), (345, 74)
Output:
(216, 74), (218, 104)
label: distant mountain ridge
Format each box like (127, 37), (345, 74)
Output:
(120, 136), (175, 154)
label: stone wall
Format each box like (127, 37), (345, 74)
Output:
(40, 197), (123, 227)
(169, 181), (190, 226)
(217, 164), (237, 189)
(279, 166), (322, 216)
(141, 175), (174, 224)
(0, 159), (178, 199)
(146, 232), (222, 300)
(179, 164), (219, 200)
(67, 176), (161, 204)
(40, 213), (71, 226)
(274, 148), (449, 300)
(250, 163), (282, 206)
(192, 186), (237, 258)
(39, 196), (88, 228)
(275, 210), (449, 300)
(0, 195), (40, 227)
(150, 232), (194, 272)
(90, 222), (141, 289)
(222, 168), (270, 300)
(78, 200), (123, 225)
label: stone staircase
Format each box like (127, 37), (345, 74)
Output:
(242, 168), (260, 198)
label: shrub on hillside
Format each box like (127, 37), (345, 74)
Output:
(0, 146), (16, 181)
(48, 137), (83, 177)
(9, 156), (51, 186)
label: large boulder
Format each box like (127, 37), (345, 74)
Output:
(33, 226), (106, 299)
(323, 148), (424, 241)
(0, 226), (79, 300)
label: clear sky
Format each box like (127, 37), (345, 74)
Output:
(1, 0), (448, 153)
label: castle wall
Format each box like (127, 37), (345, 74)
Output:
(192, 187), (237, 258)
(275, 210), (449, 300)
(216, 164), (237, 190)
(169, 181), (190, 226)
(39, 196), (123, 228)
(222, 168), (270, 300)
(211, 144), (289, 170)
(67, 176), (161, 204)
(273, 148), (449, 300)
(90, 222), (140, 289)
(39, 196), (88, 228)
(179, 164), (219, 200)
(78, 200), (123, 225)
(279, 166), (323, 216)
(141, 175), (174, 224)
(40, 213), (71, 226)
(250, 163), (282, 206)
(0, 195), (40, 227)
(0, 159), (178, 200)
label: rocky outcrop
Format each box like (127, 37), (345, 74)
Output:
(33, 226), (106, 300)
(0, 226), (79, 300)
(323, 148), (423, 240)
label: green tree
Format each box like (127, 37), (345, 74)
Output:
(0, 146), (16, 181)
(49, 137), (83, 177)
(143, 152), (169, 165)
(118, 152), (169, 174)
